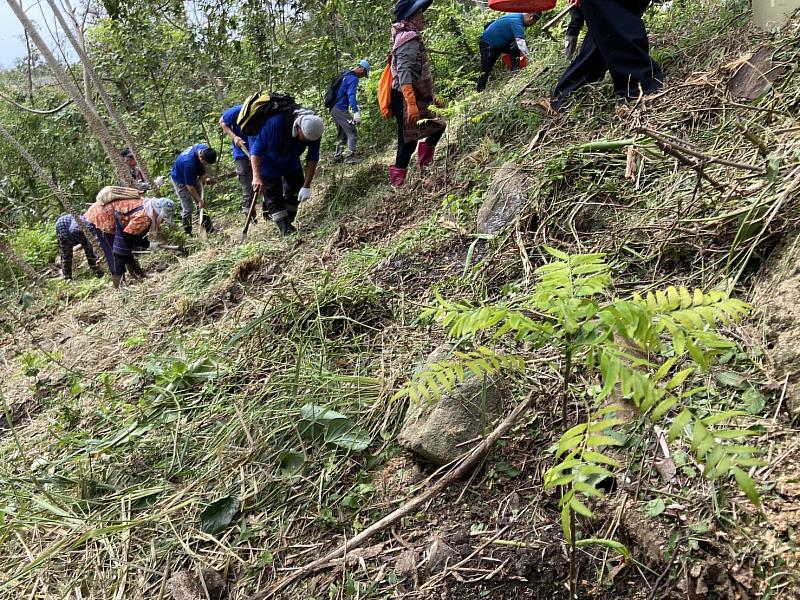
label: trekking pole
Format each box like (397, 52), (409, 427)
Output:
(541, 4), (572, 33)
(240, 147), (260, 245)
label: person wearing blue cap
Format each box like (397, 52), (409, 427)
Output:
(330, 59), (370, 164)
(388, 0), (446, 188)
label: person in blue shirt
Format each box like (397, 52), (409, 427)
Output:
(330, 59), (370, 164)
(169, 143), (217, 234)
(249, 110), (324, 237)
(477, 12), (541, 92)
(219, 105), (255, 219)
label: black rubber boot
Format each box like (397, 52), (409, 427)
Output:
(182, 216), (192, 236)
(275, 218), (297, 238)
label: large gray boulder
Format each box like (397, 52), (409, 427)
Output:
(476, 162), (530, 235)
(398, 345), (505, 465)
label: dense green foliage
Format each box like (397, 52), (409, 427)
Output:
(0, 0), (798, 597)
(0, 0), (485, 239)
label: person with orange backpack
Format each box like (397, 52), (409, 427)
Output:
(85, 187), (174, 287)
(388, 0), (446, 188)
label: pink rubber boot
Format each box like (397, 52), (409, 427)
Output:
(417, 142), (435, 173)
(389, 165), (408, 188)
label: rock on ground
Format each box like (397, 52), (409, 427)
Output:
(398, 345), (505, 465)
(169, 569), (225, 600)
(476, 162), (530, 235)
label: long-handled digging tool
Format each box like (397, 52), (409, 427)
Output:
(541, 3), (573, 34)
(198, 184), (208, 241)
(239, 147), (260, 244)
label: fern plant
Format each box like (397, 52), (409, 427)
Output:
(393, 247), (763, 593)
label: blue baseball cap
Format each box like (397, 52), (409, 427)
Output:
(358, 59), (371, 75)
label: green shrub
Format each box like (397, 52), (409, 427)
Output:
(11, 224), (59, 270)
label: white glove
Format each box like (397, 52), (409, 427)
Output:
(515, 38), (529, 57)
(154, 175), (166, 188)
(353, 112), (362, 124)
(298, 187), (312, 203)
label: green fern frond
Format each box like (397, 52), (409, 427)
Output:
(634, 287), (751, 330)
(391, 348), (524, 404)
(534, 250), (611, 309)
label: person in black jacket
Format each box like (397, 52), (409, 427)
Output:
(551, 0), (663, 110)
(563, 6), (584, 59)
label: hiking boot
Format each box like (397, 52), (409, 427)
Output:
(275, 218), (297, 238)
(417, 142), (435, 174)
(389, 165), (407, 188)
(333, 154), (344, 164)
(344, 153), (361, 164)
(182, 216), (192, 236)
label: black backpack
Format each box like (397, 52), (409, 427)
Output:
(237, 91), (299, 136)
(323, 73), (346, 110)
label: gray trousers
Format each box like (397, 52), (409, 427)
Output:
(330, 107), (357, 155)
(171, 178), (202, 228)
(235, 157), (255, 211)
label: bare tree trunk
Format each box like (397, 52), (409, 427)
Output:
(0, 123), (107, 271)
(48, 0), (156, 187)
(59, 0), (92, 101)
(6, 0), (132, 187)
(24, 30), (34, 103)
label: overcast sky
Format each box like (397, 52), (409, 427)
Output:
(0, 0), (66, 69)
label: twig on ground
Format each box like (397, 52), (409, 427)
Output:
(249, 390), (539, 599)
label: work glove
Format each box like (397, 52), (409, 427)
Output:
(401, 84), (419, 124)
(153, 175), (166, 188)
(564, 35), (578, 59)
(298, 187), (312, 203)
(353, 112), (362, 124)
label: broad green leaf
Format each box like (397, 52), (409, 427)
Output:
(561, 503), (572, 543)
(651, 396), (677, 421)
(732, 467), (760, 505)
(325, 419), (372, 452)
(543, 245), (570, 260)
(643, 497), (666, 517)
(742, 387), (766, 415)
(585, 435), (623, 448)
(582, 450), (621, 468)
(200, 496), (240, 535)
(574, 481), (604, 497)
(668, 408), (693, 442)
(570, 496), (594, 518)
(700, 410), (748, 427)
(278, 450), (305, 477)
(587, 418), (626, 433)
(714, 371), (747, 390)
(666, 368), (694, 390)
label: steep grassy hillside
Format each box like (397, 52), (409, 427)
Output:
(1, 2), (798, 599)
